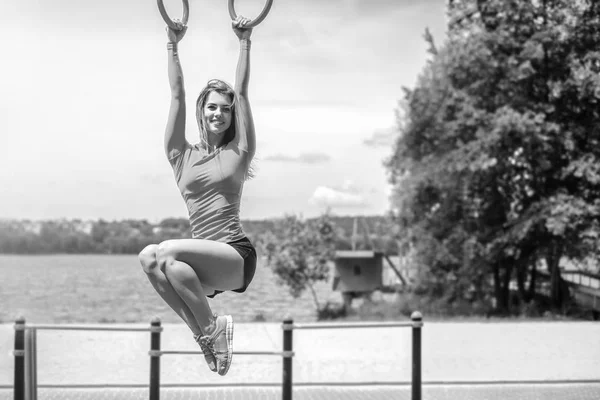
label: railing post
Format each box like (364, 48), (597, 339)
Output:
(282, 317), (293, 400)
(14, 317), (25, 400)
(30, 329), (38, 400)
(411, 311), (423, 400)
(149, 318), (162, 400)
(24, 329), (32, 400)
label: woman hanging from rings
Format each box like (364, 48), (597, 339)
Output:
(138, 8), (260, 376)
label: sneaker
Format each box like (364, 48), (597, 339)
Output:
(199, 315), (233, 376)
(194, 333), (217, 372)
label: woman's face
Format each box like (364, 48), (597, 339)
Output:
(203, 91), (233, 135)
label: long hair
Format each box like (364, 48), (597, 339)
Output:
(195, 79), (256, 179)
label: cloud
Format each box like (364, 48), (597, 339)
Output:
(363, 126), (398, 148)
(334, 179), (362, 194)
(309, 185), (368, 208)
(265, 153), (331, 164)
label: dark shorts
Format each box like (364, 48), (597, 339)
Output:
(207, 236), (257, 299)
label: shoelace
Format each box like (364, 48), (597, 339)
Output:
(200, 335), (229, 358)
(195, 335), (217, 366)
(197, 336), (210, 352)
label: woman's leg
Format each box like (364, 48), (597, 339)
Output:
(139, 244), (222, 372)
(155, 238), (244, 333)
(155, 238), (243, 376)
(138, 244), (204, 335)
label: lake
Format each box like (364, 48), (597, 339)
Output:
(0, 254), (336, 324)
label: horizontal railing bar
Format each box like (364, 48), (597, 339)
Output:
(25, 325), (155, 332)
(154, 350), (292, 357)
(156, 350), (200, 355)
(291, 321), (414, 330)
(561, 270), (600, 280)
(236, 351), (292, 356)
(422, 379), (600, 386)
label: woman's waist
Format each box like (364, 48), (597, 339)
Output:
(191, 228), (246, 243)
(188, 210), (244, 242)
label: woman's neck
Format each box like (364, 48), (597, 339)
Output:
(206, 135), (221, 152)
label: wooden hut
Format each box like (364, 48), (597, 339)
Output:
(332, 250), (384, 309)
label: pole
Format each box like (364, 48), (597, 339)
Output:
(30, 329), (38, 400)
(25, 328), (33, 400)
(13, 318), (25, 400)
(411, 311), (423, 400)
(282, 317), (293, 400)
(149, 318), (162, 400)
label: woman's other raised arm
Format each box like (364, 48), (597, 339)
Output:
(164, 22), (188, 160)
(232, 17), (256, 159)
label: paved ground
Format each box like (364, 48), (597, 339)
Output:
(2, 383), (600, 400)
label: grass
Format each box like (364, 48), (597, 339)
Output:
(320, 290), (598, 323)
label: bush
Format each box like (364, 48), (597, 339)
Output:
(317, 301), (347, 320)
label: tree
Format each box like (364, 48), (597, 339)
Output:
(386, 0), (600, 313)
(263, 213), (337, 312)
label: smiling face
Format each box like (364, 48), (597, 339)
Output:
(203, 91), (233, 136)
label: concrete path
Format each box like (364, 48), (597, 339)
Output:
(2, 384), (600, 400)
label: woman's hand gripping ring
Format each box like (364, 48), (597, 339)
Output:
(228, 0), (273, 29)
(157, 0), (189, 30)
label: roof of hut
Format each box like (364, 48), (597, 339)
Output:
(334, 250), (384, 259)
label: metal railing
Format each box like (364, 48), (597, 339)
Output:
(537, 269), (600, 312)
(13, 311), (423, 400)
(561, 270), (600, 291)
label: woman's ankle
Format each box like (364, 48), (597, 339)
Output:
(202, 315), (218, 336)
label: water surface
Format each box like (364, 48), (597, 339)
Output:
(0, 254), (334, 323)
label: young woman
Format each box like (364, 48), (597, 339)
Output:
(138, 16), (257, 376)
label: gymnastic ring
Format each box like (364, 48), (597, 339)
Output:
(157, 0), (189, 30)
(228, 0), (273, 28)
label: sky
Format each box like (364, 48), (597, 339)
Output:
(0, 0), (448, 222)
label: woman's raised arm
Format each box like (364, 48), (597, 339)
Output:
(164, 22), (188, 160)
(232, 17), (256, 159)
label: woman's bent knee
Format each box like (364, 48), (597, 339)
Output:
(156, 240), (183, 270)
(156, 241), (202, 283)
(139, 244), (159, 274)
(156, 240), (176, 261)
